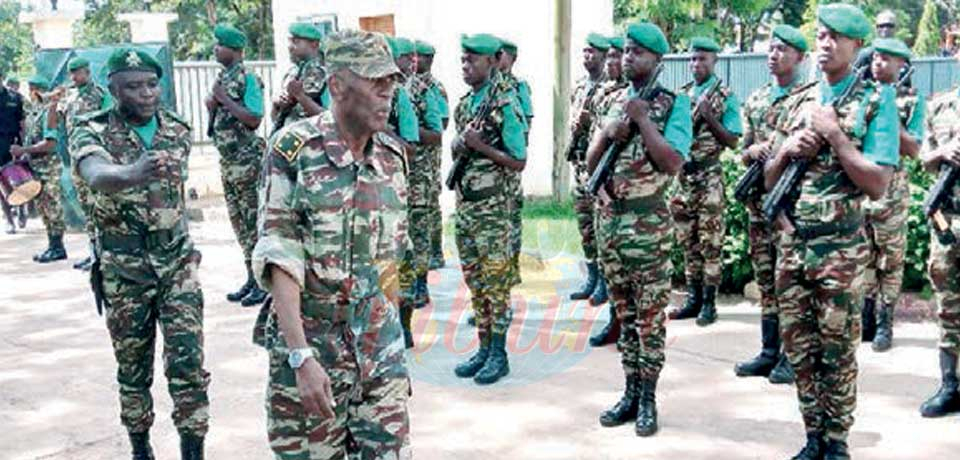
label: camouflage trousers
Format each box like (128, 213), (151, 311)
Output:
(776, 230), (868, 442)
(596, 203), (673, 380)
(266, 294), (410, 460)
(572, 162), (598, 262)
(929, 216), (960, 354)
(74, 176), (96, 239)
(218, 138), (265, 262)
(747, 205), (778, 316)
(864, 169), (909, 306)
(32, 154), (66, 237)
(429, 149), (444, 260)
(455, 195), (513, 336)
(508, 185), (523, 287)
(671, 167), (725, 286)
(99, 235), (210, 436)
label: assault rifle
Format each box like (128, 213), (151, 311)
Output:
(445, 73), (502, 191)
(691, 77), (722, 131)
(271, 62), (308, 137)
(924, 163), (959, 245)
(565, 81), (603, 162)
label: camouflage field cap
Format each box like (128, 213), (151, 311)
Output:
(107, 48), (163, 77)
(325, 30), (402, 79)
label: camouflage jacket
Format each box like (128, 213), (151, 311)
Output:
(406, 74), (442, 206)
(212, 62), (265, 153)
(63, 82), (109, 134)
(24, 104), (61, 176)
(922, 86), (960, 218)
(280, 56), (326, 127)
(588, 78), (629, 140)
(681, 78), (736, 167)
(252, 111), (409, 312)
(568, 76), (606, 161)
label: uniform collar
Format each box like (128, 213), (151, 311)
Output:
(820, 71), (856, 104)
(694, 74), (718, 98)
(770, 74), (801, 102)
(319, 112), (387, 176)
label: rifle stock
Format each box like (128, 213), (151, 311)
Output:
(924, 164), (959, 245)
(445, 74), (501, 191)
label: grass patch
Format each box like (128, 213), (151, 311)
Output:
(521, 196), (576, 220)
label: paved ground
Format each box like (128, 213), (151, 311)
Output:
(1, 208), (959, 460)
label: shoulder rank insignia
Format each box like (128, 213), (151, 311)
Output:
(274, 130), (306, 162)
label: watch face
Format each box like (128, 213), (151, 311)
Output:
(288, 350), (304, 368)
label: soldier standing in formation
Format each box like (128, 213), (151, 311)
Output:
(272, 23), (326, 132)
(71, 48), (210, 460)
(669, 36), (742, 326)
(207, 24), (269, 307)
(414, 40), (450, 270)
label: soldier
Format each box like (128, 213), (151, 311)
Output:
(207, 24), (269, 307)
(252, 30), (410, 458)
(764, 5), (899, 458)
(450, 33), (526, 385)
(70, 48), (210, 460)
(853, 10), (910, 85)
(918, 49), (960, 420)
(587, 22), (692, 436)
(862, 38), (924, 352)
(414, 39), (450, 270)
(733, 25), (808, 385)
(272, 22), (326, 132)
(11, 75), (67, 263)
(669, 36), (742, 326)
(62, 57), (111, 271)
(568, 33), (611, 305)
(0, 68), (26, 234)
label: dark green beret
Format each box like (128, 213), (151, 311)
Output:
(772, 24), (808, 52)
(415, 40), (435, 55)
(818, 3), (871, 40)
(461, 34), (502, 56)
(394, 37), (415, 56)
(67, 57), (90, 72)
(27, 75), (50, 90)
(215, 23), (247, 50)
(288, 22), (323, 41)
(874, 38), (912, 60)
(586, 33), (610, 51)
(608, 36), (624, 51)
(107, 48), (163, 78)
(690, 36), (721, 53)
(500, 38), (518, 55)
(625, 22), (669, 56)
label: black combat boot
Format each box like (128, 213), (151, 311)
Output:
(413, 275), (430, 309)
(861, 297), (876, 342)
(791, 432), (825, 460)
(768, 352), (796, 384)
(241, 285), (268, 307)
(454, 333), (490, 378)
(696, 286), (718, 326)
(635, 377), (659, 437)
(35, 233), (67, 263)
(823, 438), (850, 460)
(73, 256), (92, 271)
(599, 375), (639, 427)
(401, 301), (414, 349)
(734, 315), (779, 377)
(570, 262), (599, 300)
(589, 276), (609, 306)
(872, 303), (893, 352)
(920, 349), (960, 417)
(227, 263), (255, 302)
(128, 431), (155, 460)
(669, 283), (702, 320)
(179, 433), (204, 460)
(589, 304), (621, 347)
(474, 330), (509, 385)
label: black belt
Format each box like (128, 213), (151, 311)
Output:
(682, 158), (720, 175)
(458, 187), (501, 202)
(607, 196), (663, 214)
(100, 220), (188, 252)
(793, 219), (861, 240)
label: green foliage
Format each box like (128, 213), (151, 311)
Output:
(613, 0), (775, 51)
(522, 196), (576, 220)
(904, 158), (934, 291)
(720, 150), (754, 293)
(799, 0), (818, 46)
(0, 2), (35, 79)
(913, 0), (942, 57)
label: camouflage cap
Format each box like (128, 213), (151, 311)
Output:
(690, 36), (721, 53)
(625, 22), (669, 56)
(67, 57), (90, 72)
(586, 33), (611, 51)
(818, 3), (871, 40)
(608, 36), (624, 51)
(107, 47), (163, 77)
(27, 74), (50, 90)
(325, 30), (401, 79)
(415, 39), (436, 56)
(289, 22), (323, 41)
(772, 24), (808, 52)
(874, 38), (912, 60)
(215, 23), (247, 50)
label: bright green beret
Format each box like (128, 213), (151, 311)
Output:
(215, 23), (246, 50)
(500, 38), (518, 55)
(874, 38), (912, 60)
(625, 22), (669, 56)
(461, 34), (502, 56)
(690, 36), (721, 53)
(288, 22), (322, 41)
(818, 3), (871, 40)
(27, 75), (50, 90)
(772, 24), (808, 52)
(608, 36), (624, 51)
(586, 33), (610, 51)
(415, 40), (435, 55)
(394, 37), (415, 56)
(67, 57), (90, 72)
(106, 48), (163, 78)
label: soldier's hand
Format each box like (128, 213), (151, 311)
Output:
(576, 110), (592, 132)
(782, 129), (820, 159)
(128, 151), (163, 184)
(811, 105), (842, 140)
(295, 359), (336, 418)
(211, 83), (229, 105)
(205, 96), (218, 112)
(940, 145), (960, 168)
(606, 120), (632, 143)
(696, 97), (716, 121)
(625, 99), (650, 125)
(286, 79), (305, 99)
(463, 126), (485, 150)
(9, 145), (25, 159)
(742, 144), (769, 164)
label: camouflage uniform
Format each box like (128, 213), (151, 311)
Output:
(211, 62), (267, 264)
(25, 104), (65, 237)
(498, 71), (531, 286)
(63, 81), (110, 239)
(70, 107), (210, 437)
(253, 111), (410, 459)
(277, 56), (326, 129)
(771, 75), (900, 442)
(406, 74), (444, 280)
(569, 76), (606, 267)
(423, 75), (449, 262)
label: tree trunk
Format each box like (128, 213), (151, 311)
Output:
(552, 0), (572, 200)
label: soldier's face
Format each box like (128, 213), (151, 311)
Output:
(870, 52), (903, 84)
(605, 48), (623, 80)
(876, 23), (895, 39)
(461, 52), (494, 87)
(689, 51), (716, 82)
(583, 47), (605, 74)
(288, 37), (318, 62)
(623, 41), (658, 82)
(416, 53), (434, 73)
(214, 44), (240, 66)
(109, 71), (161, 123)
(330, 70), (395, 132)
(816, 26), (861, 75)
(396, 54), (415, 76)
(498, 52), (516, 72)
(768, 38), (802, 79)
(70, 68), (90, 87)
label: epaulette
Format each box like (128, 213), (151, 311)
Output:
(376, 131), (406, 159)
(74, 107), (111, 125)
(271, 116), (322, 163)
(159, 108), (191, 131)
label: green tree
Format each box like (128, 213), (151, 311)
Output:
(913, 0), (942, 56)
(614, 0), (773, 50)
(799, 0), (818, 45)
(0, 1), (36, 79)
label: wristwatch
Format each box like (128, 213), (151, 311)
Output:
(287, 347), (315, 369)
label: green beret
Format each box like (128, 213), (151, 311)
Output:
(415, 40), (435, 55)
(500, 38), (518, 55)
(608, 36), (624, 51)
(586, 33), (610, 51)
(393, 37), (415, 57)
(690, 36), (721, 53)
(625, 22), (669, 56)
(215, 23), (247, 50)
(818, 3), (871, 40)
(461, 34), (502, 56)
(772, 24), (808, 52)
(27, 75), (50, 90)
(325, 30), (401, 79)
(67, 57), (90, 72)
(106, 48), (163, 78)
(874, 38), (912, 60)
(288, 22), (323, 41)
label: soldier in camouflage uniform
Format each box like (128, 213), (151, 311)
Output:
(11, 75), (67, 263)
(414, 40), (450, 270)
(669, 36), (742, 327)
(732, 25), (808, 385)
(588, 22), (692, 437)
(450, 34), (527, 386)
(207, 24), (269, 307)
(61, 57), (111, 271)
(918, 53), (960, 419)
(252, 30), (410, 459)
(272, 22), (326, 132)
(70, 48), (210, 460)
(763, 5), (900, 458)
(861, 38), (925, 353)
